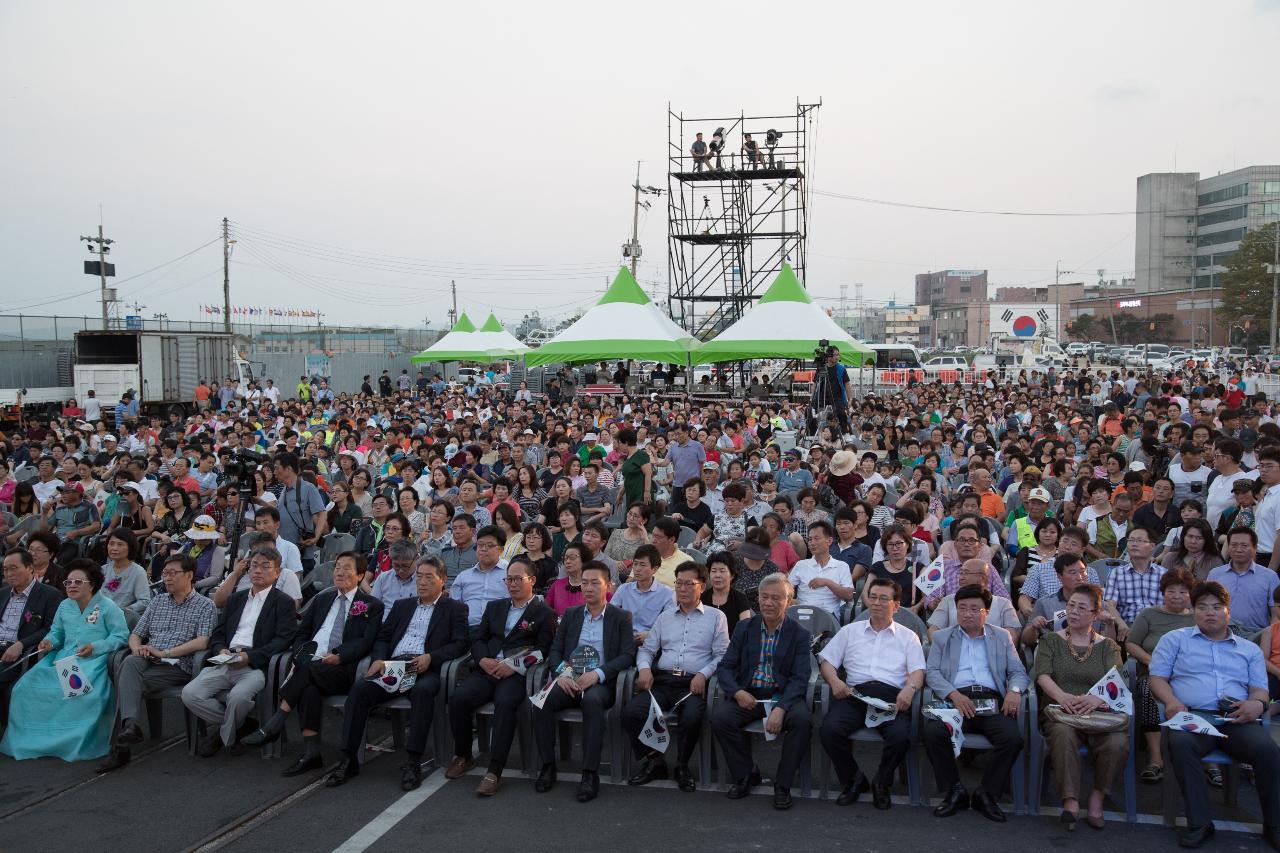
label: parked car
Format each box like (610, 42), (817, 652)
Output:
(923, 355), (968, 369)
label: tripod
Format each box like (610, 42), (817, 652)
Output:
(806, 359), (850, 443)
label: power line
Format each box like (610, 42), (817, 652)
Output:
(812, 188), (1219, 218)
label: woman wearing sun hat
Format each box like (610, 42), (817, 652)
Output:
(180, 515), (222, 582)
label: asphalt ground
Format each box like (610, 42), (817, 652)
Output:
(1, 696), (1276, 853)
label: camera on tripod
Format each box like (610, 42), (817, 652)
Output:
(814, 339), (836, 364)
(223, 447), (267, 497)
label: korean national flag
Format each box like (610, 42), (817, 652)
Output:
(1087, 666), (1134, 714)
(914, 555), (947, 598)
(56, 655), (94, 699)
(1161, 711), (1226, 738)
(500, 649), (544, 676)
(529, 663), (567, 710)
(924, 706), (965, 756)
(865, 704), (898, 729)
(638, 694), (671, 753)
(373, 661), (415, 694)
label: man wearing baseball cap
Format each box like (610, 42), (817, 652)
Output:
(1005, 487), (1051, 557)
(41, 482), (102, 561)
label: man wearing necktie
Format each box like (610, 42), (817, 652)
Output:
(243, 552), (383, 776)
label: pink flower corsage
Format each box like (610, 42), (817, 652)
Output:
(86, 605), (101, 624)
(106, 579), (121, 592)
(24, 611), (41, 624)
(349, 601), (369, 618)
(518, 620), (532, 631)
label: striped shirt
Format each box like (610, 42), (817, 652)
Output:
(749, 623), (781, 689)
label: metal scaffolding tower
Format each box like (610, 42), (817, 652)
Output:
(666, 101), (820, 338)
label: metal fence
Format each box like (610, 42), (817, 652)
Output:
(0, 313), (444, 391)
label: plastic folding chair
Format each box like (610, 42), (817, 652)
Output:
(920, 686), (1027, 815)
(1027, 689), (1137, 822)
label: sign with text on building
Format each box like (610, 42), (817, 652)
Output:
(1115, 299), (1143, 309)
(989, 304), (1058, 338)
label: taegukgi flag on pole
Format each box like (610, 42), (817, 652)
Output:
(638, 694), (671, 753)
(914, 555), (947, 598)
(1088, 666), (1133, 714)
(500, 648), (544, 676)
(372, 661), (417, 694)
(1161, 711), (1226, 738)
(529, 663), (567, 710)
(924, 706), (965, 756)
(56, 655), (93, 699)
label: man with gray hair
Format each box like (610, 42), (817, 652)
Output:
(711, 572), (813, 810)
(212, 532), (303, 607)
(183, 546), (298, 756)
(370, 541), (421, 615)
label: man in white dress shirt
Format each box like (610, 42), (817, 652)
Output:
(789, 520), (855, 616)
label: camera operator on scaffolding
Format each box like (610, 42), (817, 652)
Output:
(816, 345), (853, 437)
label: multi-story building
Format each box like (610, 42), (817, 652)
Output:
(914, 269), (988, 306)
(1136, 166), (1280, 294)
(863, 302), (929, 345)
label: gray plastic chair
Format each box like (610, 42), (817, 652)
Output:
(109, 648), (206, 755)
(1028, 688), (1137, 822)
(920, 686), (1028, 814)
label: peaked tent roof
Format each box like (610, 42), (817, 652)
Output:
(692, 265), (873, 366)
(410, 312), (502, 364)
(525, 268), (697, 366)
(471, 312), (530, 357)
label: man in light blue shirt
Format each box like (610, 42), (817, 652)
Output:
(667, 424), (706, 489)
(775, 450), (815, 498)
(449, 526), (509, 633)
(1206, 528), (1280, 633)
(1149, 578), (1278, 848)
(370, 543), (421, 616)
(609, 545), (674, 644)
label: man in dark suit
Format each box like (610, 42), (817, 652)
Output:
(243, 551), (383, 776)
(712, 571), (812, 810)
(531, 561), (635, 803)
(444, 555), (556, 796)
(0, 549), (63, 727)
(325, 554), (468, 791)
(182, 545), (298, 756)
(923, 584), (1028, 822)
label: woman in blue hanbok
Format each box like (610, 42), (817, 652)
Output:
(0, 561), (129, 761)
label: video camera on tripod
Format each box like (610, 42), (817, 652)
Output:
(220, 447), (269, 579)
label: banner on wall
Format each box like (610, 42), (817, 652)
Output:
(989, 304), (1058, 339)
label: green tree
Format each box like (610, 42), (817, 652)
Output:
(1067, 313), (1097, 340)
(1220, 222), (1280, 327)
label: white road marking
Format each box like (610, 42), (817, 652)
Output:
(331, 772), (449, 853)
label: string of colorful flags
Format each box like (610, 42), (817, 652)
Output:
(199, 304), (322, 318)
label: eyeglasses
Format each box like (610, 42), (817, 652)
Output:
(865, 594), (895, 604)
(504, 576), (531, 584)
(673, 580), (701, 588)
(955, 536), (980, 544)
(63, 579), (88, 587)
(1193, 603), (1226, 613)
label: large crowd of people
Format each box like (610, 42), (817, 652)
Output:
(1, 358), (1279, 848)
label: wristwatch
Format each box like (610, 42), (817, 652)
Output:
(1009, 685), (1024, 694)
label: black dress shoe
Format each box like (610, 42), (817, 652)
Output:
(871, 779), (892, 810)
(1178, 823), (1215, 849)
(534, 763), (557, 793)
(325, 757), (359, 788)
(241, 712), (285, 747)
(400, 762), (422, 792)
(197, 730), (223, 758)
(627, 755), (668, 786)
(971, 788), (1006, 823)
(1265, 826), (1280, 851)
(116, 720), (144, 746)
(836, 773), (870, 806)
(673, 764), (696, 793)
(281, 753), (323, 777)
(95, 747), (130, 774)
(576, 770), (600, 802)
(727, 780), (752, 799)
(933, 783), (969, 817)
(774, 787), (793, 810)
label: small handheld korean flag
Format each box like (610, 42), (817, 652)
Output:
(1052, 609), (1067, 631)
(372, 661), (416, 694)
(56, 655), (94, 699)
(638, 694), (671, 753)
(914, 554), (947, 599)
(924, 706), (965, 756)
(1088, 666), (1134, 714)
(500, 648), (544, 676)
(1161, 711), (1226, 738)
(529, 663), (567, 710)
(865, 704), (898, 729)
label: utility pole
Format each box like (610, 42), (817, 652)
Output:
(624, 162), (663, 277)
(1269, 222), (1280, 354)
(80, 225), (115, 326)
(1055, 260), (1061, 341)
(449, 281), (457, 327)
(221, 218), (233, 334)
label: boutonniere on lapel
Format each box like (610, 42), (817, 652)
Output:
(86, 605), (102, 624)
(517, 620), (532, 632)
(24, 611), (42, 625)
(106, 579), (121, 592)
(349, 601), (369, 618)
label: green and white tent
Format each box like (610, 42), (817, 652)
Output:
(472, 313), (531, 358)
(693, 264), (873, 366)
(410, 313), (491, 364)
(525, 268), (697, 366)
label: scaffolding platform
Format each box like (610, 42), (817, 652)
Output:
(671, 167), (803, 183)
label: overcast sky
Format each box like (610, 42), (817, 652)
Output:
(3, 0), (1278, 332)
